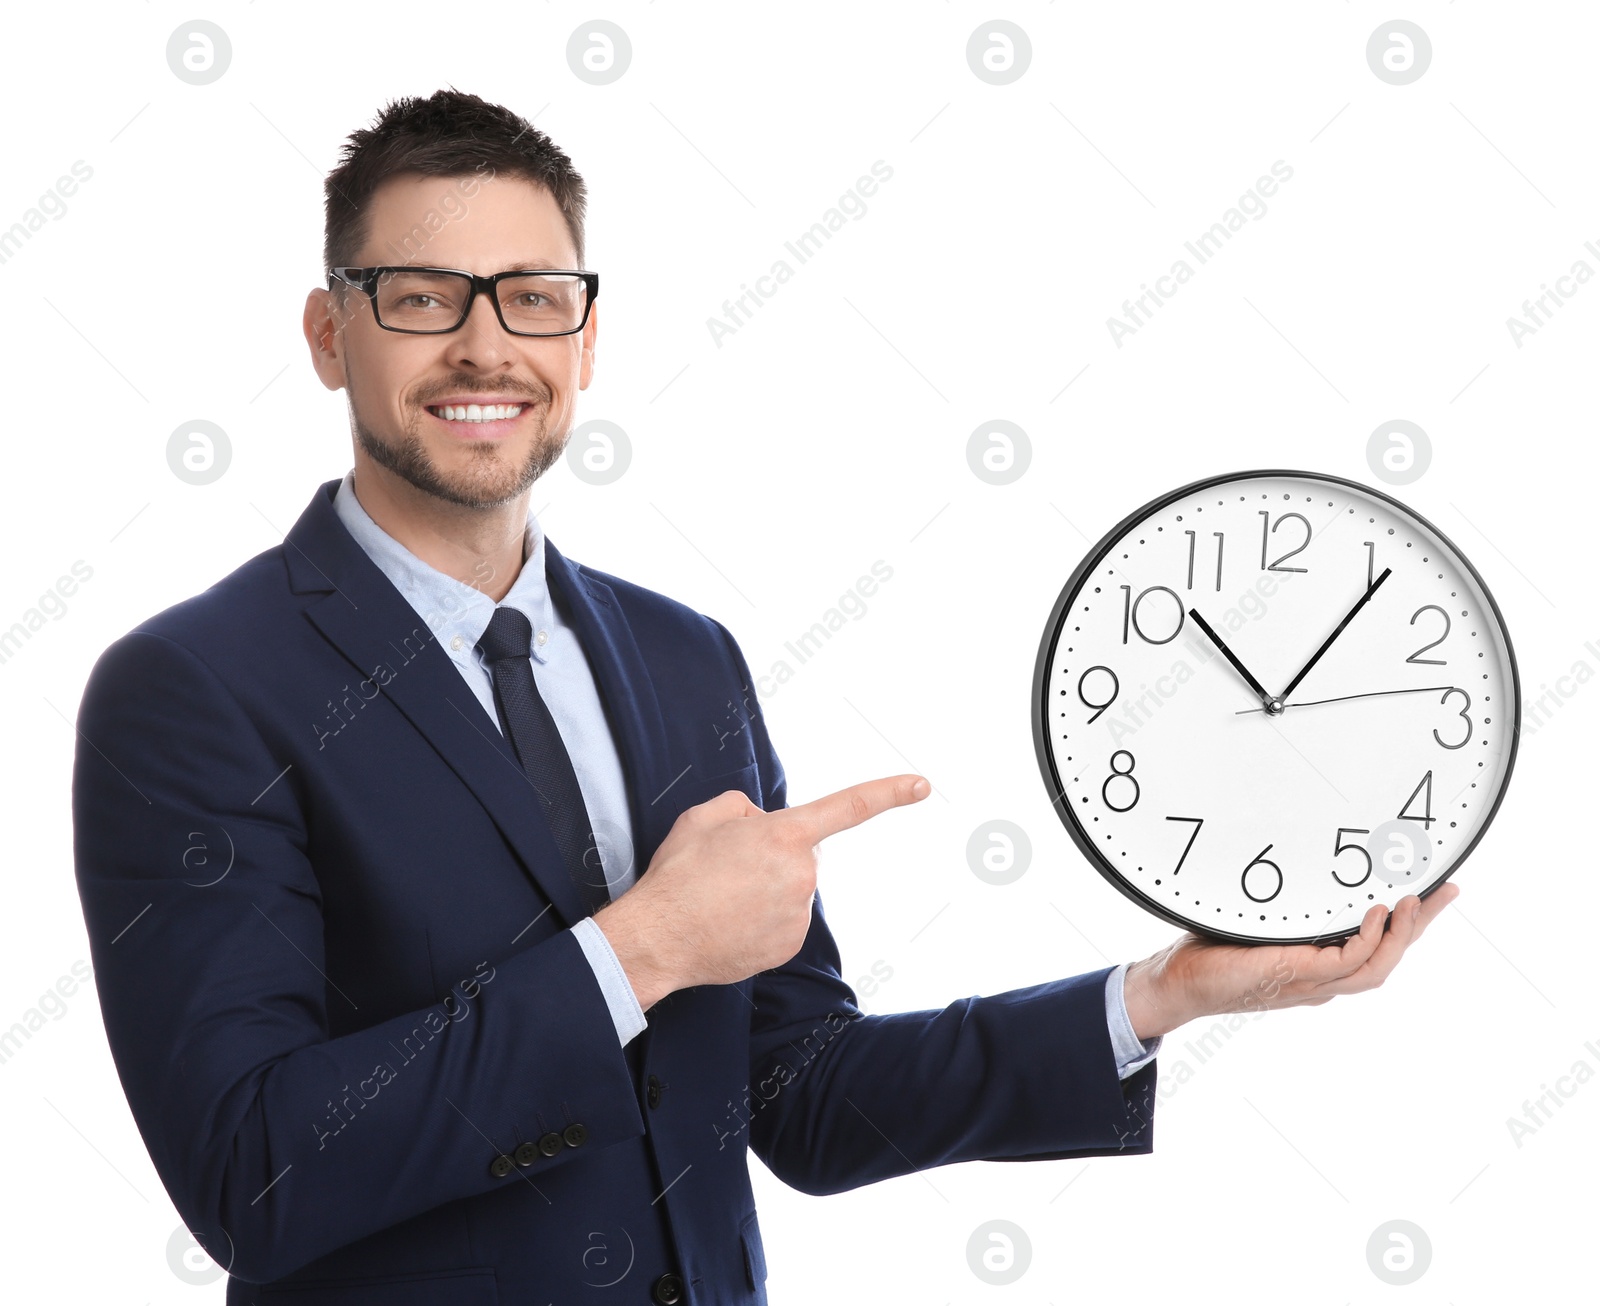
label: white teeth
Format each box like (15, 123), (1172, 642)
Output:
(430, 404), (524, 423)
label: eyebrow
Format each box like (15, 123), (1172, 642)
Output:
(489, 258), (569, 273)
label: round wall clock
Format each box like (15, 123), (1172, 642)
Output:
(1031, 469), (1520, 945)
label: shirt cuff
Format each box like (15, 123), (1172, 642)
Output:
(571, 916), (648, 1046)
(1106, 961), (1162, 1080)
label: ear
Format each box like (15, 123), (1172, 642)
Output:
(578, 298), (599, 391)
(303, 286), (349, 392)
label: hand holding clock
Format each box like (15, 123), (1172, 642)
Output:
(1121, 881), (1460, 1041)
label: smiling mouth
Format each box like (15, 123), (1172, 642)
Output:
(425, 403), (528, 423)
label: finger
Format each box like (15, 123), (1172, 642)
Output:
(1411, 881), (1459, 941)
(782, 774), (930, 843)
(1288, 902), (1388, 984)
(1317, 896), (1422, 996)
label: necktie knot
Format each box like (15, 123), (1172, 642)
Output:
(477, 605), (533, 663)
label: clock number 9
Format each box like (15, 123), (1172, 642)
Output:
(1332, 827), (1372, 887)
(1241, 844), (1283, 902)
(1434, 688), (1472, 749)
(1077, 665), (1119, 723)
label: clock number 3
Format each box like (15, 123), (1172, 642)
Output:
(1433, 688), (1472, 749)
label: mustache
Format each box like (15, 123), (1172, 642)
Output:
(416, 384), (547, 404)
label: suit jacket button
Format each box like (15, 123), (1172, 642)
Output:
(489, 1153), (514, 1178)
(563, 1122), (588, 1148)
(651, 1271), (685, 1304)
(646, 1074), (662, 1109)
(538, 1130), (564, 1157)
(513, 1140), (540, 1167)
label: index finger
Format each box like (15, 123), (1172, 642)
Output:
(780, 774), (930, 843)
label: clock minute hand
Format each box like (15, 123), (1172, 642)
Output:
(1187, 605), (1274, 709)
(1276, 566), (1392, 703)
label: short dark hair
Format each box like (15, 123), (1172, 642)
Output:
(322, 87), (588, 277)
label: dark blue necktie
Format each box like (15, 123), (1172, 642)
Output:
(477, 606), (611, 920)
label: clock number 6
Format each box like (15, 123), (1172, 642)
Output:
(1241, 844), (1283, 903)
(1434, 688), (1472, 749)
(1333, 827), (1372, 887)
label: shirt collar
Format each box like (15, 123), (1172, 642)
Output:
(331, 468), (555, 664)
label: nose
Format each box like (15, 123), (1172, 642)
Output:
(445, 286), (515, 371)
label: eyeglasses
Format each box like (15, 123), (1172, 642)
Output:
(327, 266), (600, 336)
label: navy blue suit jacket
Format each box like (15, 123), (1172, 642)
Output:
(71, 477), (1156, 1304)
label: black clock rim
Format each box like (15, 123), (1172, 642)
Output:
(1030, 467), (1522, 947)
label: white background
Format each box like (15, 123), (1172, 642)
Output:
(1, 2), (1594, 1302)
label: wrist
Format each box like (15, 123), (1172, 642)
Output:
(1122, 954), (1191, 1042)
(594, 897), (678, 1012)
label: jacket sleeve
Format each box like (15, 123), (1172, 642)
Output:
(707, 622), (1158, 1197)
(70, 631), (645, 1282)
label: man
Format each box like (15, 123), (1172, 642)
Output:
(71, 89), (1456, 1304)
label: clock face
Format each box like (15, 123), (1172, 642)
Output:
(1031, 470), (1520, 945)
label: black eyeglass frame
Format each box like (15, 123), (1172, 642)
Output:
(327, 265), (600, 337)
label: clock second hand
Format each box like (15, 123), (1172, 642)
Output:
(1234, 684), (1457, 715)
(1187, 605), (1276, 712)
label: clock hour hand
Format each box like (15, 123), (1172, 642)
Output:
(1276, 566), (1392, 703)
(1233, 684), (1456, 714)
(1187, 605), (1275, 710)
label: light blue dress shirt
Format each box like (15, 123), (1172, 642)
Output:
(332, 468), (1162, 1079)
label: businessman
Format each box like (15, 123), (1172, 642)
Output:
(71, 89), (1456, 1305)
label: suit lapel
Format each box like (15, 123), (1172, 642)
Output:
(283, 478), (670, 931)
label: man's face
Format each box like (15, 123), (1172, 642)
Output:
(307, 172), (596, 509)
